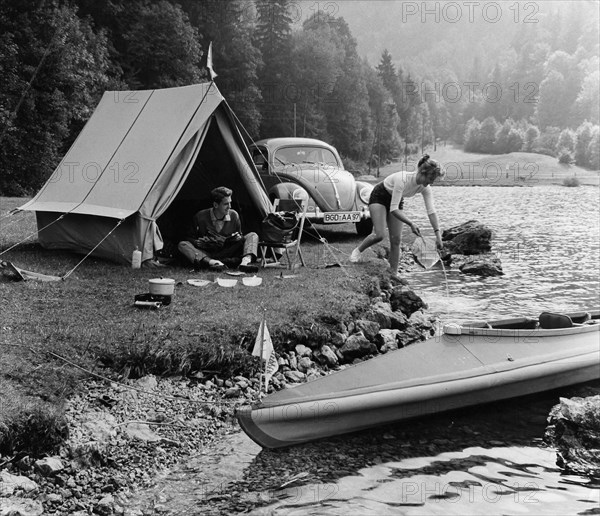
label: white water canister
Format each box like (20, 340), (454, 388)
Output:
(148, 278), (175, 296)
(131, 247), (142, 269)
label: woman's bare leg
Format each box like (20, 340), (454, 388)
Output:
(357, 204), (387, 252)
(387, 211), (404, 274)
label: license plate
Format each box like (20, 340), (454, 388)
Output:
(323, 211), (361, 223)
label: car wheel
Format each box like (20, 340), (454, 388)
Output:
(355, 219), (373, 236)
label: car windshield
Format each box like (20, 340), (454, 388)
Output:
(274, 146), (339, 167)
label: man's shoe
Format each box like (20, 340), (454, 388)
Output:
(349, 247), (365, 263)
(208, 261), (226, 272)
(239, 263), (259, 273)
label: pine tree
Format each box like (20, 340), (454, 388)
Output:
(254, 0), (294, 136)
(179, 0), (263, 137)
(536, 70), (567, 129)
(321, 16), (371, 160)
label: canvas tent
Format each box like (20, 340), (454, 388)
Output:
(18, 82), (271, 264)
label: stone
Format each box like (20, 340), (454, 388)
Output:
(82, 411), (118, 441)
(339, 333), (377, 360)
(34, 456), (64, 475)
(235, 380), (249, 390)
(318, 345), (339, 367)
(408, 310), (436, 333)
(224, 386), (242, 398)
(374, 329), (403, 353)
(389, 287), (427, 317)
(296, 356), (314, 373)
(366, 301), (409, 330)
(124, 423), (162, 442)
(284, 370), (305, 383)
(0, 497), (44, 516)
(147, 410), (167, 423)
(397, 325), (429, 346)
(95, 494), (115, 516)
(135, 375), (158, 391)
(0, 471), (38, 495)
(354, 319), (380, 341)
(459, 255), (504, 276)
(330, 331), (346, 347)
(295, 344), (312, 357)
(442, 220), (493, 255)
(365, 276), (382, 298)
(545, 395), (600, 476)
(288, 354), (298, 370)
(46, 493), (62, 503)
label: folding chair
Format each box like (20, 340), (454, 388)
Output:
(258, 199), (308, 269)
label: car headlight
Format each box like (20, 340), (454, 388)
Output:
(292, 187), (309, 202)
(359, 185), (373, 204)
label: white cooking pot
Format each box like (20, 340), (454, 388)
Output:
(148, 278), (175, 296)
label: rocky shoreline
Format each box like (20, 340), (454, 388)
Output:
(0, 270), (440, 516)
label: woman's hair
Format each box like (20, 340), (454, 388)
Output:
(418, 154), (444, 178)
(211, 186), (233, 203)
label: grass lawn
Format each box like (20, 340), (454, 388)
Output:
(0, 196), (378, 454)
(372, 145), (600, 187)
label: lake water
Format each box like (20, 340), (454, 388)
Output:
(127, 185), (600, 515)
(405, 185), (600, 325)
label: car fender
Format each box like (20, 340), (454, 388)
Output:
(268, 182), (309, 203)
(354, 180), (374, 218)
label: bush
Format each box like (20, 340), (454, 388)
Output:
(463, 118), (481, 152)
(495, 120), (523, 154)
(524, 125), (540, 152)
(557, 129), (577, 153)
(535, 127), (561, 157)
(562, 177), (580, 187)
(479, 117), (499, 153)
(0, 380), (68, 456)
(558, 150), (574, 164)
(342, 155), (368, 175)
(588, 128), (600, 169)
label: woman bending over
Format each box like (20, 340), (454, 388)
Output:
(350, 155), (445, 281)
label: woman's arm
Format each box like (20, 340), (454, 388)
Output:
(421, 188), (443, 248)
(428, 212), (443, 249)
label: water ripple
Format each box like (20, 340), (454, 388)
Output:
(405, 186), (600, 323)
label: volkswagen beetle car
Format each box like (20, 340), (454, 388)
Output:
(250, 137), (373, 235)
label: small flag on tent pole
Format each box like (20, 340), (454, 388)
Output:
(207, 41), (217, 81)
(252, 314), (278, 392)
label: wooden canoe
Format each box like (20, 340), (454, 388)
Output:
(236, 310), (600, 448)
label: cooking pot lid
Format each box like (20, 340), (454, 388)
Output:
(149, 278), (175, 284)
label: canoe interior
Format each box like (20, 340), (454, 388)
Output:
(445, 309), (600, 334)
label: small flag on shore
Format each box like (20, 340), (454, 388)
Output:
(252, 317), (278, 391)
(207, 41), (217, 81)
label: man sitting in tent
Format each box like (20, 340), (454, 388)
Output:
(178, 186), (259, 272)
